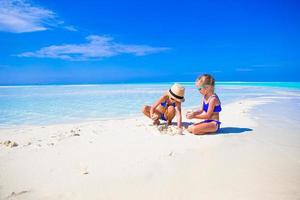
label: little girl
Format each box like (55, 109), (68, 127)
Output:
(142, 83), (185, 128)
(186, 74), (222, 134)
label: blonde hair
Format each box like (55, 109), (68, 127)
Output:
(196, 74), (215, 92)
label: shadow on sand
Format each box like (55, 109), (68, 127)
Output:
(181, 122), (253, 135)
(160, 122), (253, 135)
(218, 127), (253, 134)
(181, 122), (194, 127)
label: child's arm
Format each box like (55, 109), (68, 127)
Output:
(150, 94), (168, 118)
(193, 108), (203, 115)
(186, 108), (203, 119)
(193, 97), (218, 119)
(175, 103), (182, 128)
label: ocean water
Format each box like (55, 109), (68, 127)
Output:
(0, 82), (300, 128)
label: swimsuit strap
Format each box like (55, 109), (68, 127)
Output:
(204, 94), (215, 104)
(207, 94), (221, 105)
(209, 94), (217, 101)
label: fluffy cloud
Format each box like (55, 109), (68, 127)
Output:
(17, 35), (170, 61)
(0, 0), (72, 33)
(236, 68), (254, 72)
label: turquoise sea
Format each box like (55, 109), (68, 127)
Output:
(0, 82), (300, 128)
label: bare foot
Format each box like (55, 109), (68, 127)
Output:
(167, 120), (172, 125)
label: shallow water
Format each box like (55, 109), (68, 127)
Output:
(0, 82), (300, 128)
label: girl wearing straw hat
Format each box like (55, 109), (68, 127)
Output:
(142, 83), (185, 128)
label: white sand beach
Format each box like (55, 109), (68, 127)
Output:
(0, 96), (300, 200)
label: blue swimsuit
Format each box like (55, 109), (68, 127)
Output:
(202, 95), (222, 131)
(160, 99), (176, 121)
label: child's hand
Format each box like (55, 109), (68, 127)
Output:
(151, 113), (159, 121)
(176, 127), (183, 135)
(186, 111), (194, 119)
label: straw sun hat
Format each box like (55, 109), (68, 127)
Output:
(168, 83), (185, 102)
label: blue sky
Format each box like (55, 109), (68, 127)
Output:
(0, 0), (299, 84)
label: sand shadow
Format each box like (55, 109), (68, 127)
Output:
(218, 127), (253, 134)
(160, 122), (193, 127)
(158, 122), (252, 135)
(181, 122), (194, 128)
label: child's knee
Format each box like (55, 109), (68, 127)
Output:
(168, 106), (175, 113)
(167, 106), (175, 117)
(141, 105), (147, 113)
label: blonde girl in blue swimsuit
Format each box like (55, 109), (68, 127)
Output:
(142, 83), (185, 128)
(186, 74), (222, 134)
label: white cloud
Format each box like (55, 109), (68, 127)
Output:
(236, 68), (253, 72)
(17, 35), (170, 61)
(0, 0), (71, 33)
(63, 25), (77, 32)
(251, 64), (280, 68)
(235, 64), (281, 72)
(211, 70), (222, 73)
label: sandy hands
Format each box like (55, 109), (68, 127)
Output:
(185, 111), (194, 119)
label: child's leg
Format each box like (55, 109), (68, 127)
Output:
(164, 106), (175, 125)
(141, 105), (161, 125)
(142, 105), (151, 118)
(187, 121), (218, 135)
